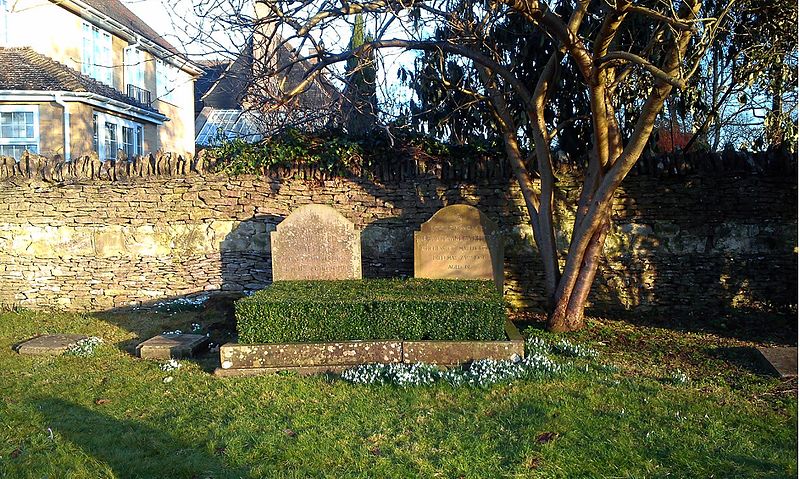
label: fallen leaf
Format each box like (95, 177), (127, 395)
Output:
(282, 428), (297, 437)
(536, 432), (558, 444)
(95, 398), (110, 405)
(369, 446), (382, 456)
(526, 456), (541, 469)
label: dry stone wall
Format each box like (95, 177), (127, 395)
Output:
(0, 153), (795, 315)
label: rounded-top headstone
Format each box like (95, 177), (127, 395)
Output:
(414, 204), (503, 290)
(270, 204), (362, 280)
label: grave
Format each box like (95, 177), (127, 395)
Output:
(16, 334), (87, 355)
(270, 204), (362, 280)
(136, 333), (210, 360)
(414, 204), (504, 290)
(755, 346), (797, 379)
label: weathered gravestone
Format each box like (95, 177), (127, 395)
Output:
(755, 346), (797, 379)
(136, 333), (210, 360)
(414, 204), (503, 290)
(271, 204), (362, 280)
(16, 334), (87, 355)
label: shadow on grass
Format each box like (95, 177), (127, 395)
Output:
(36, 397), (249, 478)
(711, 346), (775, 377)
(93, 294), (240, 374)
(593, 308), (798, 346)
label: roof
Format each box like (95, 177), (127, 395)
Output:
(196, 39), (338, 115)
(195, 61), (232, 111)
(78, 0), (181, 56)
(0, 47), (160, 114)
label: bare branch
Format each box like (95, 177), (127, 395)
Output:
(597, 51), (687, 89)
(628, 5), (696, 32)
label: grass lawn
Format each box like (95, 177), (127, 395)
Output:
(0, 304), (796, 478)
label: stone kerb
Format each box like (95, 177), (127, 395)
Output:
(270, 204), (362, 280)
(414, 204), (504, 290)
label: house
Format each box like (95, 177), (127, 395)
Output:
(194, 35), (339, 146)
(0, 0), (202, 160)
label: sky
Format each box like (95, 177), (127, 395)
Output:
(123, 0), (180, 47)
(122, 0), (416, 118)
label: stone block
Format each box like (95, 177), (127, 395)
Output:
(214, 365), (348, 377)
(16, 334), (87, 355)
(270, 204), (362, 280)
(755, 346), (797, 379)
(403, 320), (524, 365)
(219, 341), (402, 369)
(414, 204), (504, 290)
(136, 333), (209, 359)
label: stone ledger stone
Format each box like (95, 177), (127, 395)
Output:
(16, 334), (87, 355)
(414, 204), (504, 290)
(136, 334), (210, 359)
(219, 341), (402, 369)
(755, 346), (797, 379)
(270, 204), (362, 280)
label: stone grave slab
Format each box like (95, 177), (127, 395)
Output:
(270, 204), (362, 280)
(136, 333), (210, 360)
(755, 346), (797, 379)
(16, 334), (88, 355)
(414, 204), (503, 290)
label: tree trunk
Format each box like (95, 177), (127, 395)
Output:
(546, 217), (609, 331)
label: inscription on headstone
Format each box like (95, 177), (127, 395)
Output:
(414, 204), (503, 290)
(271, 204), (362, 280)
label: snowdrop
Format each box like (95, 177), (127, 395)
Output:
(64, 337), (103, 357)
(669, 369), (689, 385)
(160, 359), (181, 372)
(340, 337), (591, 387)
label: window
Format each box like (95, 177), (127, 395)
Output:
(82, 22), (113, 86)
(136, 126), (144, 155)
(122, 126), (135, 159)
(92, 114), (98, 153)
(93, 111), (143, 160)
(195, 109), (263, 146)
(104, 122), (117, 159)
(0, 105), (38, 160)
(156, 59), (179, 104)
(124, 47), (145, 89)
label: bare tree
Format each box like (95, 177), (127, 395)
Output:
(185, 0), (735, 331)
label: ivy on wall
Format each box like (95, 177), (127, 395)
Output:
(209, 129), (504, 176)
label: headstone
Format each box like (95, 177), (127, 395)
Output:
(755, 346), (797, 379)
(414, 204), (503, 290)
(270, 204), (362, 280)
(16, 334), (87, 355)
(136, 333), (210, 360)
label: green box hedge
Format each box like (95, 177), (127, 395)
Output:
(235, 279), (507, 343)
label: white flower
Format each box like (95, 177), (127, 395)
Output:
(340, 336), (604, 387)
(160, 359), (181, 372)
(64, 337), (103, 357)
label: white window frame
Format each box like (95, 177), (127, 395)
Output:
(196, 109), (263, 146)
(94, 111), (143, 160)
(156, 59), (179, 104)
(82, 22), (113, 86)
(0, 105), (39, 159)
(124, 46), (146, 89)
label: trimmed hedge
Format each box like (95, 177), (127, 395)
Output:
(235, 279), (507, 343)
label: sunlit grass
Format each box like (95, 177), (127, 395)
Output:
(0, 309), (795, 478)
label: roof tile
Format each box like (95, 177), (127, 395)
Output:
(0, 47), (160, 114)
